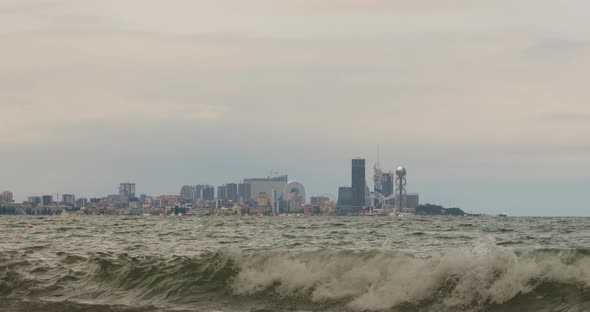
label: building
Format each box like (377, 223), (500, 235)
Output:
(405, 193), (420, 210)
(75, 198), (88, 208)
(180, 185), (195, 202)
(372, 173), (395, 209)
(217, 185), (227, 200)
(258, 192), (269, 207)
(226, 183), (239, 202)
(201, 185), (215, 201)
(0, 191), (13, 204)
(351, 158), (366, 207)
(158, 195), (180, 208)
(119, 183), (136, 198)
(194, 185), (204, 200)
(244, 175), (288, 204)
(311, 196), (336, 215)
(337, 187), (354, 213)
(42, 195), (53, 206)
(62, 194), (76, 206)
(337, 158), (368, 214)
(238, 183), (251, 203)
(381, 173), (394, 198)
(119, 183), (136, 207)
(28, 196), (42, 207)
(390, 194), (419, 211)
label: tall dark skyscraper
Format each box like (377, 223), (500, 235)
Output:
(381, 173), (394, 197)
(351, 158), (366, 207)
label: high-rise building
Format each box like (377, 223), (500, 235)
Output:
(381, 173), (394, 198)
(119, 183), (136, 207)
(180, 185), (195, 202)
(226, 183), (239, 202)
(28, 196), (42, 207)
(217, 185), (227, 200)
(238, 183), (251, 203)
(119, 183), (136, 198)
(42, 195), (53, 206)
(201, 185), (215, 201)
(337, 158), (369, 213)
(0, 191), (13, 204)
(62, 194), (76, 206)
(351, 158), (366, 207)
(75, 198), (88, 208)
(379, 172), (394, 207)
(194, 185), (204, 200)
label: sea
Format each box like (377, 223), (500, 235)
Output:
(1, 215), (590, 312)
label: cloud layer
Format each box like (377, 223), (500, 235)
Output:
(1, 0), (589, 214)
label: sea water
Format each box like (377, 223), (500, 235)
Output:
(1, 215), (590, 312)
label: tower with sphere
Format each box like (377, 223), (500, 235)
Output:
(395, 167), (407, 212)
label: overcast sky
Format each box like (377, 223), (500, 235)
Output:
(1, 0), (589, 215)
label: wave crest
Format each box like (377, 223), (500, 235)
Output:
(2, 238), (590, 311)
(230, 237), (590, 310)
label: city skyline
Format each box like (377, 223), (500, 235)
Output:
(2, 156), (420, 217)
(1, 1), (590, 216)
(4, 158), (383, 202)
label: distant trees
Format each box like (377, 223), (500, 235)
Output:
(416, 203), (465, 216)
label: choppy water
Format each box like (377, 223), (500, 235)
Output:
(2, 216), (590, 312)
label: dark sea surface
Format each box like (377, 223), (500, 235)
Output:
(2, 215), (590, 312)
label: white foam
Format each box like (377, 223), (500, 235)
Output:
(229, 237), (590, 311)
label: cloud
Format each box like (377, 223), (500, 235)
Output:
(1, 28), (589, 149)
(2, 0), (590, 214)
(526, 38), (590, 58)
(540, 113), (590, 122)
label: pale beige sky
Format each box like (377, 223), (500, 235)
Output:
(1, 1), (589, 214)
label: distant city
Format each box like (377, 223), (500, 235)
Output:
(0, 157), (421, 216)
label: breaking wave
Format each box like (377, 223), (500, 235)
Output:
(2, 238), (590, 311)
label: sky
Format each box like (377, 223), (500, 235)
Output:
(1, 0), (589, 216)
